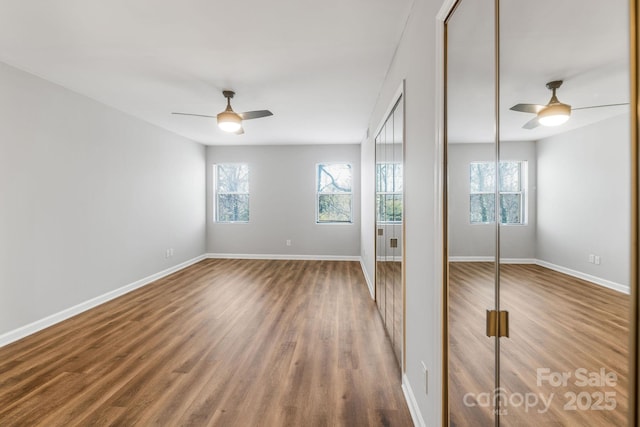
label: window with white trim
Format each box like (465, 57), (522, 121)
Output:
(214, 163), (249, 223)
(470, 161), (526, 224)
(316, 163), (352, 223)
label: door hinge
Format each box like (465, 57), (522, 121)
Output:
(486, 310), (509, 338)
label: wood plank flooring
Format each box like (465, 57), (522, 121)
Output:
(0, 259), (412, 426)
(449, 262), (630, 426)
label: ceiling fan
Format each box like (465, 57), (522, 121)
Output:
(172, 90), (273, 134)
(510, 80), (628, 129)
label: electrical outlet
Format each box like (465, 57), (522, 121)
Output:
(588, 254), (595, 264)
(165, 249), (171, 258)
(595, 255), (601, 265)
(286, 240), (292, 246)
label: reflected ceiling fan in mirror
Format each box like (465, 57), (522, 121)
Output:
(172, 90), (273, 135)
(510, 80), (628, 129)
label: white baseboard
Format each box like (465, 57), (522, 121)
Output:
(376, 255), (403, 262)
(206, 253), (360, 261)
(448, 256), (536, 264)
(448, 256), (493, 262)
(402, 374), (426, 427)
(536, 260), (629, 294)
(448, 257), (628, 294)
(0, 254), (207, 348)
(500, 258), (537, 264)
(359, 258), (375, 299)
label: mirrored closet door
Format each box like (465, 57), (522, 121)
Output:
(445, 0), (497, 423)
(445, 0), (636, 425)
(375, 95), (404, 368)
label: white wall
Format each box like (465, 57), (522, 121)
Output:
(0, 61), (206, 338)
(364, 0), (445, 423)
(448, 141), (537, 259)
(206, 144), (360, 257)
(537, 113), (630, 288)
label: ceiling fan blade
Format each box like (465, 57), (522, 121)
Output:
(572, 102), (630, 111)
(522, 117), (540, 130)
(172, 112), (217, 119)
(234, 126), (245, 135)
(238, 110), (273, 120)
(510, 103), (545, 114)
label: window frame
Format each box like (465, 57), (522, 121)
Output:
(315, 162), (353, 224)
(213, 163), (250, 223)
(469, 160), (527, 225)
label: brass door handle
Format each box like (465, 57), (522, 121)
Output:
(486, 310), (509, 337)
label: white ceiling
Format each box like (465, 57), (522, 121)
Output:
(0, 0), (413, 145)
(447, 0), (630, 143)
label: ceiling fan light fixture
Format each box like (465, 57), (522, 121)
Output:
(537, 103), (571, 127)
(173, 90), (272, 135)
(217, 111), (242, 132)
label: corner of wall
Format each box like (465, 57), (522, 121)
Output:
(359, 257), (375, 298)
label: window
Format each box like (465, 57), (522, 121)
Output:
(470, 161), (526, 224)
(376, 163), (403, 222)
(316, 163), (352, 223)
(214, 163), (249, 222)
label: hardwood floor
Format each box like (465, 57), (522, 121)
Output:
(0, 259), (412, 426)
(449, 262), (630, 426)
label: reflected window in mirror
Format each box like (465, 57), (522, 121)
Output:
(469, 161), (527, 225)
(376, 163), (403, 223)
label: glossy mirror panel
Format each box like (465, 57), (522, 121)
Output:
(375, 96), (404, 367)
(498, 1), (630, 424)
(446, 0), (633, 425)
(446, 0), (497, 424)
